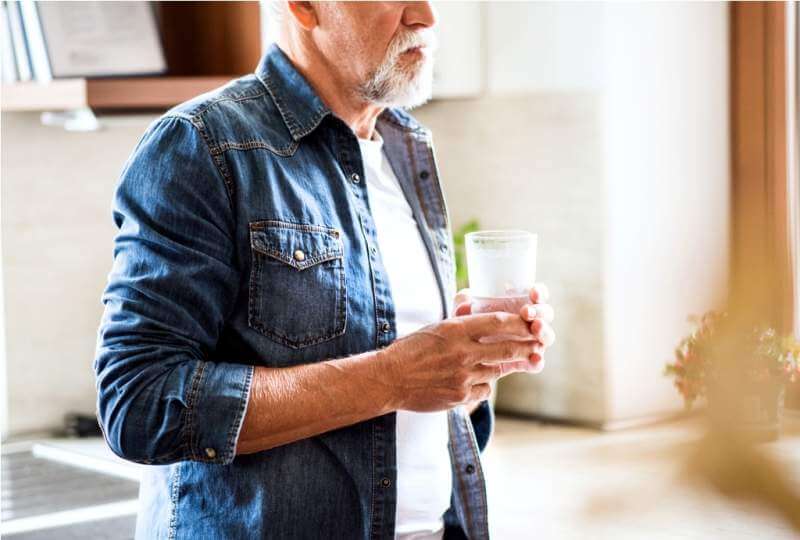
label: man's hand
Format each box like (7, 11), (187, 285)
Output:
(379, 312), (541, 412)
(237, 286), (555, 455)
(452, 284), (556, 373)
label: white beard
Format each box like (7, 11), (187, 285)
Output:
(358, 31), (437, 109)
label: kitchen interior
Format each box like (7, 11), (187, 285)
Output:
(2, 1), (800, 539)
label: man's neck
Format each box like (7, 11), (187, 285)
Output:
(278, 39), (383, 140)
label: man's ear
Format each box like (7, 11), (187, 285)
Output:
(287, 1), (318, 31)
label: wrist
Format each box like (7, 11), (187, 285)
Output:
(371, 346), (403, 414)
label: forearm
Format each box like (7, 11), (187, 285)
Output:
(236, 349), (397, 455)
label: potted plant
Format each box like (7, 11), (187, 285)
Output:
(665, 310), (800, 441)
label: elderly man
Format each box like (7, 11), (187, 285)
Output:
(95, 2), (555, 539)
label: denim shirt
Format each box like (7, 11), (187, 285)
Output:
(94, 44), (494, 540)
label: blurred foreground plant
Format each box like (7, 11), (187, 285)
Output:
(581, 310), (800, 535)
(665, 310), (800, 409)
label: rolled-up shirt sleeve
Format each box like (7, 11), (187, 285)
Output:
(94, 115), (253, 466)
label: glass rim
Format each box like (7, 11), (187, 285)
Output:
(465, 230), (537, 242)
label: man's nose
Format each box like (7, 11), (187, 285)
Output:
(401, 1), (436, 29)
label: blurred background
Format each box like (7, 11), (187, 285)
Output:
(1, 1), (799, 539)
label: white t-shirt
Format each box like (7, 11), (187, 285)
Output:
(358, 131), (452, 540)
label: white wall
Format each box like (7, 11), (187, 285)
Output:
(1, 113), (157, 435)
(431, 2), (484, 97)
(415, 95), (608, 424)
(486, 2), (605, 94)
(428, 1), (730, 426)
(602, 2), (730, 423)
(1, 182), (7, 439)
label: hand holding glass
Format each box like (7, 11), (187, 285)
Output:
(465, 230), (539, 349)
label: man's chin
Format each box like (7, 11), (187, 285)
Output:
(395, 89), (433, 110)
(372, 86), (432, 110)
(376, 71), (434, 109)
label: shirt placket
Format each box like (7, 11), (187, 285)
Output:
(382, 122), (490, 538)
(335, 128), (398, 539)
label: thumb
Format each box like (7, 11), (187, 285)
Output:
(452, 288), (472, 317)
(454, 302), (473, 317)
(453, 287), (471, 306)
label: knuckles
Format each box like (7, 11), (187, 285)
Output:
(490, 312), (509, 327)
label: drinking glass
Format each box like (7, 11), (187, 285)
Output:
(465, 230), (537, 316)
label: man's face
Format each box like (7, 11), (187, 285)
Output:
(315, 1), (438, 108)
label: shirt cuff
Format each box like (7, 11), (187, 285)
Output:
(187, 361), (254, 464)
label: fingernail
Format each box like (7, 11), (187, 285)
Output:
(531, 319), (542, 334)
(526, 305), (536, 319)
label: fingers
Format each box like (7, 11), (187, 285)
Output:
(529, 319), (556, 347)
(462, 311), (534, 342)
(452, 289), (473, 317)
(454, 287), (472, 304)
(529, 355), (546, 374)
(477, 338), (541, 365)
(519, 303), (554, 323)
(472, 361), (527, 382)
(453, 288), (471, 306)
(529, 283), (550, 304)
(469, 345), (545, 388)
(538, 322), (556, 347)
(498, 360), (533, 376)
(471, 363), (503, 382)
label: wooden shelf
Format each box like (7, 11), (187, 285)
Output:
(1, 76), (237, 112)
(1, 2), (262, 113)
(88, 76), (236, 110)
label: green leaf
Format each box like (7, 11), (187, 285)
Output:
(452, 219), (481, 291)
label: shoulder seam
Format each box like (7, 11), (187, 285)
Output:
(185, 88), (268, 120)
(160, 114), (236, 213)
(166, 90), (298, 158)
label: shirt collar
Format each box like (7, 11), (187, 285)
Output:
(255, 44), (331, 141)
(255, 43), (428, 141)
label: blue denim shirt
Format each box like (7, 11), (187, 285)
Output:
(95, 44), (494, 540)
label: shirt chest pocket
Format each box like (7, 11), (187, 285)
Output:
(248, 221), (346, 349)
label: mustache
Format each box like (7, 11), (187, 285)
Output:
(385, 29), (438, 60)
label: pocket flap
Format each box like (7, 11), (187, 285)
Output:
(250, 221), (343, 271)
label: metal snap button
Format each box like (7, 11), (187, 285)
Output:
(351, 173), (361, 184)
(465, 464), (475, 474)
(293, 250), (306, 262)
(380, 477), (391, 488)
(205, 447), (217, 459)
(381, 322), (391, 333)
